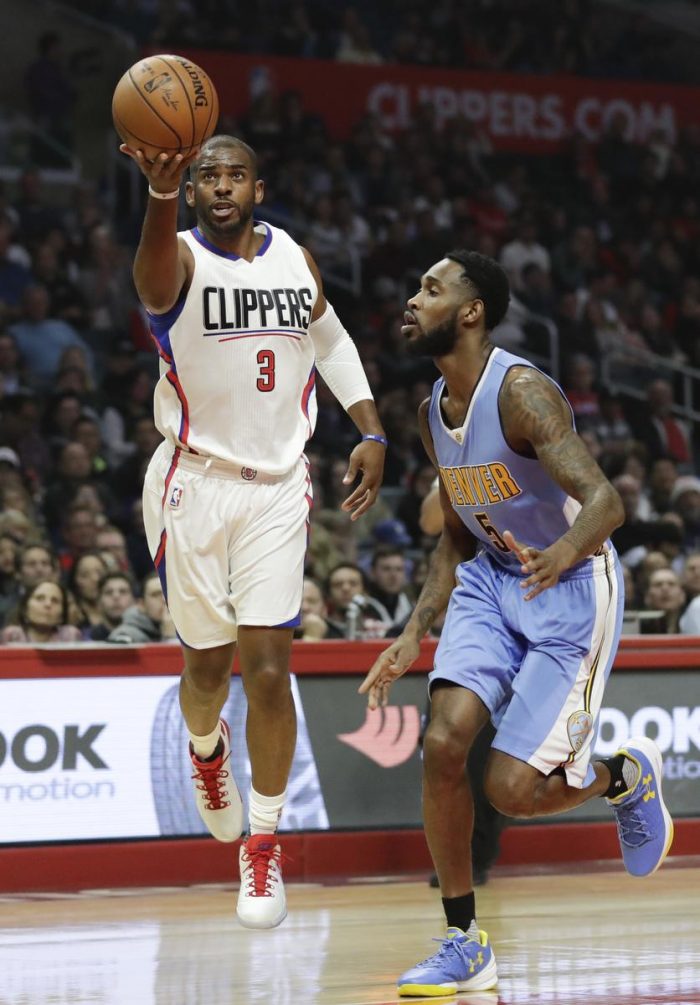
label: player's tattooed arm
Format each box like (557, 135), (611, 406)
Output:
(500, 367), (624, 576)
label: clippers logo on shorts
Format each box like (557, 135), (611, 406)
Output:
(567, 710), (593, 753)
(168, 485), (184, 508)
(241, 467), (257, 481)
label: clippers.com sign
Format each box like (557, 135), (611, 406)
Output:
(182, 50), (698, 151)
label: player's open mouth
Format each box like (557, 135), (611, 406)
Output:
(211, 202), (236, 218)
(402, 310), (419, 336)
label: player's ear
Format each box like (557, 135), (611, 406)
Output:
(463, 298), (484, 325)
(185, 181), (195, 208)
(254, 179), (264, 205)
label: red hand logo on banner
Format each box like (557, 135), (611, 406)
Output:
(337, 706), (420, 768)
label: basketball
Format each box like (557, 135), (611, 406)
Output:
(112, 54), (219, 162)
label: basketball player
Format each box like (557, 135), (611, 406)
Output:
(121, 135), (387, 929)
(360, 250), (673, 996)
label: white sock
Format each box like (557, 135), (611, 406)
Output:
(248, 786), (287, 835)
(622, 756), (640, 791)
(189, 721), (222, 760)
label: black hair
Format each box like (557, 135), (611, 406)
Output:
(325, 562), (367, 592)
(445, 249), (510, 331)
(188, 135), (259, 182)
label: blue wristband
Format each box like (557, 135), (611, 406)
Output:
(362, 434), (388, 448)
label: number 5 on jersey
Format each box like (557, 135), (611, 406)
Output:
(475, 511), (509, 553)
(256, 349), (275, 392)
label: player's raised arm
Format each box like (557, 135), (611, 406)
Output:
(120, 146), (198, 314)
(499, 366), (624, 597)
(302, 247), (387, 520)
(359, 399), (477, 708)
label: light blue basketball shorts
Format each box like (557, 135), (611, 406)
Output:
(429, 549), (625, 787)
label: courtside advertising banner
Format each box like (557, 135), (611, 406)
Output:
(0, 665), (696, 843)
(177, 50), (699, 151)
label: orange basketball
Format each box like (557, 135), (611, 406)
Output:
(112, 54), (219, 162)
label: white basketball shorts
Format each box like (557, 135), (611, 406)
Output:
(142, 441), (312, 649)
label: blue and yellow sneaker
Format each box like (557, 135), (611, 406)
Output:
(397, 923), (498, 997)
(606, 735), (674, 877)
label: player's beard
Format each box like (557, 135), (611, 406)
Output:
(405, 312), (459, 358)
(200, 197), (254, 237)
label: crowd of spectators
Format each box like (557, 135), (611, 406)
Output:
(3, 9), (700, 642)
(62, 0), (697, 85)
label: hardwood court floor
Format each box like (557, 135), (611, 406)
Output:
(1, 862), (699, 1005)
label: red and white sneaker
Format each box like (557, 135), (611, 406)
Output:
(189, 720), (243, 843)
(236, 834), (287, 929)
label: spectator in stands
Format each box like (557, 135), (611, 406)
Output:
(647, 458), (679, 517)
(294, 576), (344, 641)
(325, 562), (389, 639)
(593, 392), (633, 457)
(670, 476), (700, 551)
(67, 551), (109, 630)
(95, 525), (131, 574)
(70, 414), (109, 480)
(636, 378), (692, 466)
(610, 474), (648, 562)
(563, 353), (600, 430)
(681, 551), (700, 603)
(642, 567), (686, 635)
(499, 215), (550, 292)
(55, 504), (101, 575)
(31, 240), (86, 328)
(107, 571), (176, 643)
(0, 533), (19, 625)
(18, 541), (59, 589)
(368, 544), (413, 630)
(0, 333), (25, 394)
(0, 216), (32, 316)
(112, 415), (162, 507)
(397, 464), (439, 544)
(8, 284), (93, 389)
(85, 570), (136, 641)
(0, 579), (81, 644)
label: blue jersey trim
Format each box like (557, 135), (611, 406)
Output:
(191, 221), (272, 260)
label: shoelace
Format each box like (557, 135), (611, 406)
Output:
(241, 843), (285, 897)
(616, 806), (652, 847)
(417, 935), (479, 968)
(191, 759), (231, 811)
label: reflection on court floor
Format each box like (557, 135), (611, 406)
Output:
(0, 865), (698, 1004)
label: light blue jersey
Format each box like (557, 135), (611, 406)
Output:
(428, 346), (608, 574)
(427, 347), (624, 787)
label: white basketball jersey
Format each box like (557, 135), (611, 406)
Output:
(148, 221), (318, 475)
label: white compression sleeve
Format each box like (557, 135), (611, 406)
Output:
(308, 302), (373, 410)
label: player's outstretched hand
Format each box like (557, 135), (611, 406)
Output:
(358, 635), (421, 709)
(503, 529), (575, 601)
(340, 440), (386, 521)
(118, 145), (201, 194)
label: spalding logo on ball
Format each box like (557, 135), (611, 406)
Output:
(112, 54), (219, 162)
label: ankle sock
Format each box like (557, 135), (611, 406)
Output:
(600, 752), (639, 799)
(189, 722), (222, 761)
(442, 891), (476, 932)
(248, 786), (286, 835)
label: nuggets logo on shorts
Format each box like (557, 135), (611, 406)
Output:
(241, 467), (257, 481)
(169, 485), (184, 508)
(567, 710), (593, 753)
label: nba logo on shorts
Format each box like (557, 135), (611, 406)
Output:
(169, 485), (183, 508)
(241, 467), (257, 481)
(567, 710), (593, 753)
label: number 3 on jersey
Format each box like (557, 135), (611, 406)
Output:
(256, 349), (275, 392)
